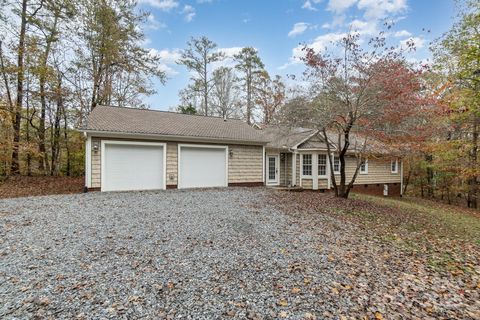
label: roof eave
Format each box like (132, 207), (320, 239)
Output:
(78, 129), (269, 145)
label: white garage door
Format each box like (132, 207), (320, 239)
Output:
(179, 146), (227, 189)
(102, 142), (165, 192)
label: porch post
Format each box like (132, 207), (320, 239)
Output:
(292, 152), (296, 186)
(312, 153), (319, 190)
(85, 134), (92, 188)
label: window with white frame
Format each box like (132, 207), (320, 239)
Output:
(391, 159), (398, 173)
(360, 159), (368, 174)
(333, 156), (340, 173)
(318, 154), (327, 176)
(302, 154), (312, 176)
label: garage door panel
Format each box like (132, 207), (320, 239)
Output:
(103, 143), (164, 191)
(179, 147), (227, 188)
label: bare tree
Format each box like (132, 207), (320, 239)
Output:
(211, 67), (241, 118)
(178, 36), (224, 116)
(255, 71), (285, 124)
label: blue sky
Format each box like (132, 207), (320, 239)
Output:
(138, 0), (456, 110)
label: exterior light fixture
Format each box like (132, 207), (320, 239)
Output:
(93, 141), (99, 153)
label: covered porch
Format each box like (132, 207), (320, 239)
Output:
(265, 149), (334, 190)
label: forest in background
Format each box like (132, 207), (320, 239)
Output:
(0, 0), (478, 208)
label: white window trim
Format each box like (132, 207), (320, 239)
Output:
(262, 146), (265, 183)
(360, 159), (369, 174)
(332, 155), (341, 174)
(391, 159), (398, 174)
(177, 144), (229, 189)
(101, 140), (167, 192)
(85, 134), (92, 188)
(292, 151), (297, 186)
(301, 153), (313, 178)
(266, 154), (280, 186)
(317, 153), (328, 178)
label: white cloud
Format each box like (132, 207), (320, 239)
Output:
(280, 32), (346, 70)
(145, 14), (166, 30)
(149, 48), (182, 76)
(327, 0), (357, 13)
(302, 0), (322, 11)
(348, 19), (377, 35)
(182, 5), (196, 22)
(399, 36), (425, 50)
(210, 47), (245, 70)
(197, 0), (213, 3)
(394, 29), (411, 37)
(357, 0), (407, 19)
(321, 14), (346, 29)
(138, 0), (179, 11)
(288, 22), (310, 38)
(220, 47), (244, 58)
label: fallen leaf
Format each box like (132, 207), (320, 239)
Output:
(277, 299), (288, 307)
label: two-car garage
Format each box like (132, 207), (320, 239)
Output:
(101, 141), (228, 192)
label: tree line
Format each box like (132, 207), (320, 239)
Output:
(0, 0), (166, 177)
(176, 36), (285, 125)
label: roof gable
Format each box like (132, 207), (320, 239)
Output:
(297, 133), (331, 150)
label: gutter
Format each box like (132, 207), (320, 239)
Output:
(79, 129), (269, 146)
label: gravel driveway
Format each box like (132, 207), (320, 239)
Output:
(0, 188), (342, 319)
(1, 188), (477, 319)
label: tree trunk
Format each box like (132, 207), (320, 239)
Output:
(246, 69), (252, 125)
(323, 128), (338, 196)
(203, 51), (208, 116)
(403, 166), (412, 195)
(425, 154), (434, 198)
(467, 114), (478, 208)
(50, 78), (62, 176)
(38, 13), (58, 175)
(62, 100), (71, 176)
(11, 0), (28, 175)
(25, 71), (31, 176)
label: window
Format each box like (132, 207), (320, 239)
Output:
(268, 157), (276, 180)
(333, 156), (340, 173)
(302, 154), (312, 176)
(391, 159), (398, 173)
(360, 159), (368, 174)
(318, 154), (327, 176)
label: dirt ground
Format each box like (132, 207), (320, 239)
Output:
(0, 176), (84, 199)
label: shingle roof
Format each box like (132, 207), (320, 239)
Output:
(260, 125), (316, 149)
(82, 106), (268, 144)
(260, 125), (397, 155)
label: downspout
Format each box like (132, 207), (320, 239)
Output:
(400, 159), (404, 197)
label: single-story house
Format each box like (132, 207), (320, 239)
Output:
(260, 126), (403, 196)
(81, 106), (403, 196)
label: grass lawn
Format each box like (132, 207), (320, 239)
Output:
(350, 194), (480, 272)
(271, 190), (480, 276)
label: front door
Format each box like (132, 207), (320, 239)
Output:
(266, 155), (279, 185)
